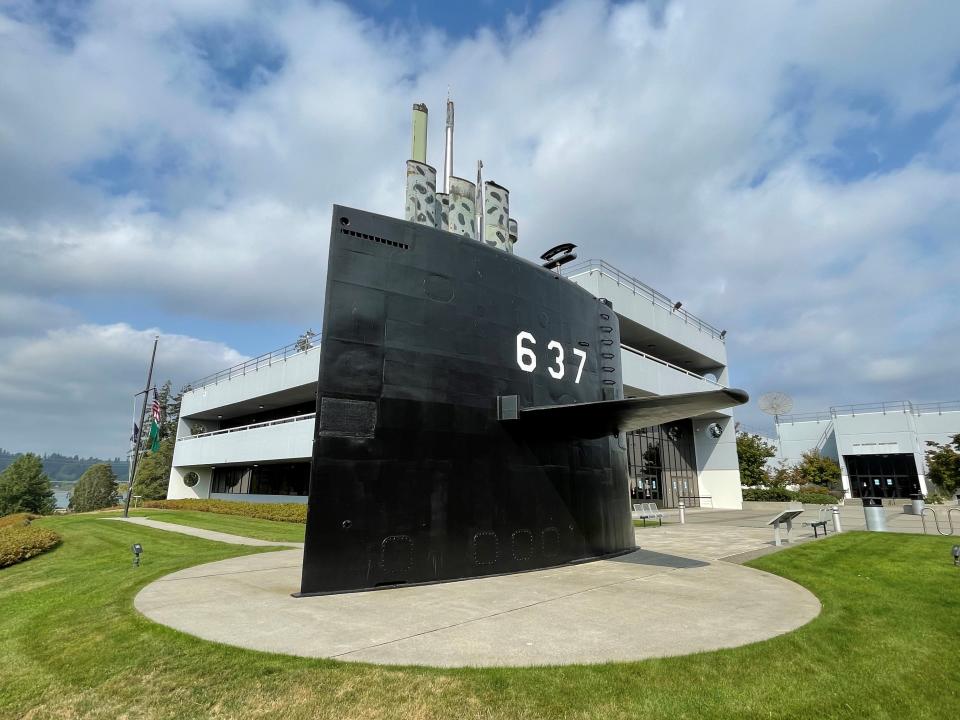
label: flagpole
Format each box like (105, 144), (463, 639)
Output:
(127, 395), (137, 493)
(123, 336), (159, 518)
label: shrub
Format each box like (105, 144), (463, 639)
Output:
(142, 499), (306, 523)
(0, 512), (39, 529)
(797, 483), (832, 495)
(795, 492), (837, 505)
(742, 487), (795, 501)
(0, 524), (61, 568)
(742, 488), (839, 505)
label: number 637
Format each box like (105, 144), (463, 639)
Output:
(516, 331), (587, 383)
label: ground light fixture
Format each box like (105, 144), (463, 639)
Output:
(953, 545), (959, 567)
(132, 543), (143, 568)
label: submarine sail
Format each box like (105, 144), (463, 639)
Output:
(298, 100), (747, 595)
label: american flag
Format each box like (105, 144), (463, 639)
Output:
(152, 392), (161, 424)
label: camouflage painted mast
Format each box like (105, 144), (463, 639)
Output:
(299, 100), (747, 595)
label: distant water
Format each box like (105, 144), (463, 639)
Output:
(54, 490), (70, 509)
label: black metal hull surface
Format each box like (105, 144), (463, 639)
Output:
(300, 206), (635, 595)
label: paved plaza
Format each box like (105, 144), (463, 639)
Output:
(129, 505), (855, 668)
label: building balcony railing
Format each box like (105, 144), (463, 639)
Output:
(563, 259), (726, 342)
(621, 344), (724, 387)
(187, 337), (321, 391)
(179, 413), (315, 441)
(778, 399), (960, 425)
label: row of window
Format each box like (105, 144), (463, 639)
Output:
(844, 453), (920, 498)
(212, 463), (311, 496)
(199, 423), (702, 505)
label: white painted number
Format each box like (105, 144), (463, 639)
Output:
(516, 331), (537, 372)
(573, 348), (587, 384)
(547, 340), (564, 379)
(515, 331), (591, 385)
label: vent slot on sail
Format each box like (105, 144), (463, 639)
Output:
(340, 227), (409, 250)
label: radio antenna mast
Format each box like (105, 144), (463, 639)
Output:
(475, 159), (484, 244)
(442, 91), (454, 194)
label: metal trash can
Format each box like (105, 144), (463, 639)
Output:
(910, 493), (925, 516)
(863, 497), (887, 532)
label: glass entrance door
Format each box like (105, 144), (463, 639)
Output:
(626, 421), (697, 508)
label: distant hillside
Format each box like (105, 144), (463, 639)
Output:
(0, 449), (129, 486)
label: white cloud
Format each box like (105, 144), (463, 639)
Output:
(0, 323), (245, 457)
(1, 0), (959, 452)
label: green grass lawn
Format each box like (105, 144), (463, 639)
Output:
(1, 516), (958, 720)
(119, 509), (305, 543)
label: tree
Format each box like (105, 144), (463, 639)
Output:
(794, 450), (842, 490)
(132, 438), (174, 500)
(736, 432), (777, 487)
(69, 463), (119, 512)
(767, 460), (799, 489)
(0, 453), (56, 516)
(926, 434), (960, 495)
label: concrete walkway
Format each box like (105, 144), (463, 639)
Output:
(134, 526), (821, 667)
(104, 516), (303, 547)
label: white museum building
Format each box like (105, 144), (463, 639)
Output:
(166, 259), (745, 509)
(775, 401), (960, 498)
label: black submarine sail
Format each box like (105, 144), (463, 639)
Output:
(299, 100), (747, 595)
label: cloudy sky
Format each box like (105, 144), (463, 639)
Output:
(1, 0), (959, 458)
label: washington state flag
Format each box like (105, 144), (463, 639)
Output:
(149, 392), (161, 451)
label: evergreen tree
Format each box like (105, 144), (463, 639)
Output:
(69, 463), (120, 512)
(132, 438), (174, 500)
(0, 453), (56, 516)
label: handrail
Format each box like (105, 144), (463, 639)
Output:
(777, 412), (833, 424)
(814, 420), (834, 453)
(562, 259), (726, 341)
(620, 343), (724, 386)
(179, 413), (315, 441)
(780, 400), (960, 424)
(912, 400), (960, 415)
(829, 400), (914, 416)
(187, 337), (321, 391)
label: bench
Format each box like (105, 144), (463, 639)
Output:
(801, 507), (831, 538)
(632, 503), (664, 527)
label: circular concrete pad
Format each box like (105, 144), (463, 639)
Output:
(135, 546), (819, 667)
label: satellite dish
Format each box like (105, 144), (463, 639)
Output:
(758, 391), (793, 418)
